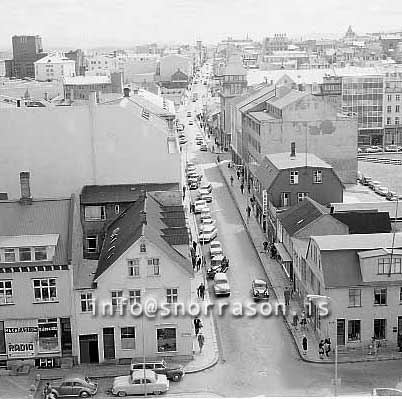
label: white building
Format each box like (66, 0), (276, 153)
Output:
(34, 54), (76, 82)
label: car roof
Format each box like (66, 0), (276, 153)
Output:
(200, 225), (215, 232)
(195, 200), (206, 204)
(253, 279), (267, 285)
(214, 272), (228, 279)
(62, 376), (88, 382)
(131, 370), (157, 379)
(210, 240), (221, 246)
(211, 254), (224, 260)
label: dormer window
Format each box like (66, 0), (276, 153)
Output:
(140, 243), (146, 253)
(19, 247), (31, 262)
(4, 249), (15, 263)
(34, 247), (47, 261)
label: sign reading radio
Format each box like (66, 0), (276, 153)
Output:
(8, 343), (35, 358)
(4, 320), (38, 359)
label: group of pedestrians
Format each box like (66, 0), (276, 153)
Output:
(318, 338), (332, 359)
(193, 317), (206, 353)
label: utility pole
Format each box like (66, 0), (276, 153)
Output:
(389, 197), (399, 276)
(334, 343), (338, 396)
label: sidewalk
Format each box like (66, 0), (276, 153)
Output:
(216, 154), (402, 364)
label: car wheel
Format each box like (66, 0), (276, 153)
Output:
(79, 392), (90, 398)
(153, 391), (162, 395)
(117, 392), (127, 397)
(172, 374), (181, 382)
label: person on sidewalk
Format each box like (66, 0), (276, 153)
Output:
(182, 186), (186, 201)
(198, 283), (205, 300)
(237, 170), (240, 180)
(284, 287), (291, 307)
(324, 338), (331, 357)
(217, 155), (220, 164)
(212, 145), (215, 153)
(230, 175), (234, 186)
(247, 183), (251, 194)
(194, 317), (202, 336)
(240, 183), (244, 194)
(43, 382), (52, 399)
(197, 256), (202, 271)
(246, 205), (251, 222)
(193, 241), (197, 252)
(319, 340), (325, 360)
(302, 335), (308, 355)
(300, 311), (307, 331)
(192, 256), (196, 270)
(292, 312), (299, 329)
(198, 331), (205, 353)
(263, 241), (269, 253)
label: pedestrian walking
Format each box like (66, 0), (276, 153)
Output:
(236, 170), (240, 180)
(217, 155), (220, 164)
(240, 183), (244, 194)
(192, 241), (197, 252)
(212, 145), (215, 153)
(182, 186), (186, 200)
(263, 241), (269, 253)
(246, 205), (251, 222)
(300, 311), (307, 330)
(193, 317), (202, 336)
(284, 287), (291, 306)
(324, 338), (331, 357)
(198, 332), (205, 353)
(302, 335), (308, 355)
(196, 256), (202, 271)
(247, 183), (251, 194)
(292, 312), (299, 329)
(43, 382), (52, 399)
(198, 283), (205, 300)
(192, 256), (196, 270)
(230, 175), (234, 186)
(319, 340), (325, 360)
(270, 244), (277, 259)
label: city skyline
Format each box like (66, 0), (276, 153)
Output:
(1, 0), (402, 49)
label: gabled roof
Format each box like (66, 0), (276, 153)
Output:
(332, 212), (392, 234)
(80, 183), (179, 204)
(254, 156), (279, 191)
(0, 197), (73, 265)
(171, 69), (188, 82)
(278, 197), (329, 235)
(267, 89), (308, 109)
(95, 191), (191, 280)
(237, 85), (276, 113)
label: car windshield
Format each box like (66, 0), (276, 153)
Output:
(216, 279), (227, 284)
(211, 243), (220, 248)
(255, 282), (267, 289)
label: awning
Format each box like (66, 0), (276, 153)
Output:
(274, 243), (292, 262)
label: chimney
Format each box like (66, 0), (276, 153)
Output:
(19, 172), (32, 205)
(123, 87), (130, 97)
(290, 142), (296, 158)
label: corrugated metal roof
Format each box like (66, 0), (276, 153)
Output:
(0, 198), (72, 265)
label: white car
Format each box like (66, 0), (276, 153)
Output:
(200, 217), (216, 229)
(198, 188), (212, 202)
(200, 183), (212, 193)
(112, 370), (169, 396)
(194, 200), (208, 213)
(375, 186), (389, 196)
(373, 388), (402, 396)
(188, 120), (194, 125)
(210, 240), (223, 257)
(199, 225), (218, 243)
(187, 171), (201, 181)
(200, 209), (212, 222)
(214, 272), (230, 297)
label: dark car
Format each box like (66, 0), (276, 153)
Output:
(251, 279), (269, 301)
(131, 359), (185, 382)
(51, 376), (98, 398)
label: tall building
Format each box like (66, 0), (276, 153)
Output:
(65, 49), (86, 76)
(384, 71), (402, 146)
(6, 35), (47, 79)
(34, 54), (76, 82)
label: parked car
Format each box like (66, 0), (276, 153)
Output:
(186, 165), (197, 174)
(200, 217), (215, 229)
(200, 209), (212, 222)
(361, 176), (373, 186)
(179, 137), (188, 145)
(186, 111), (191, 117)
(358, 147), (363, 153)
(188, 180), (198, 190)
(196, 138), (203, 145)
(251, 279), (269, 301)
(385, 145), (402, 152)
(198, 188), (212, 202)
(368, 180), (381, 189)
(112, 370), (169, 396)
(51, 376), (98, 398)
(194, 200), (208, 213)
(210, 240), (223, 257)
(130, 359), (184, 382)
(186, 161), (195, 168)
(213, 272), (231, 297)
(366, 145), (383, 153)
(187, 171), (201, 181)
(372, 388), (402, 396)
(199, 225), (218, 243)
(199, 182), (212, 193)
(200, 143), (208, 151)
(188, 120), (194, 125)
(374, 186), (389, 196)
(195, 134), (203, 140)
(207, 255), (227, 279)
(386, 191), (402, 201)
(176, 123), (184, 132)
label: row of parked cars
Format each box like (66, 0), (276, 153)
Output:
(359, 174), (402, 201)
(358, 145), (402, 153)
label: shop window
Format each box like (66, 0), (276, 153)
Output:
(157, 327), (177, 352)
(38, 318), (59, 352)
(374, 319), (386, 340)
(348, 320), (361, 341)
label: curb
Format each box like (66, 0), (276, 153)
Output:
(217, 161), (402, 365)
(185, 350), (220, 373)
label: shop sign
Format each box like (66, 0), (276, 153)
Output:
(8, 343), (35, 358)
(5, 319), (38, 359)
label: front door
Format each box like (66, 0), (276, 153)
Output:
(337, 319), (345, 346)
(103, 328), (115, 360)
(79, 335), (99, 364)
(281, 193), (290, 207)
(60, 318), (72, 356)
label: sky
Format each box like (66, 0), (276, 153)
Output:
(1, 0), (402, 50)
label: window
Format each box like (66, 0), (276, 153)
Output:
(387, 117), (392, 125)
(349, 288), (361, 307)
(4, 249), (15, 263)
(148, 258), (160, 276)
(400, 287), (402, 302)
(38, 318), (59, 352)
(0, 322), (5, 354)
(166, 288), (178, 303)
(0, 280), (13, 304)
(84, 206), (106, 221)
(373, 319), (386, 340)
(396, 105), (400, 113)
(348, 320), (361, 341)
(140, 243), (146, 253)
(111, 290), (123, 311)
(313, 170), (322, 184)
(396, 117), (400, 125)
(86, 236), (98, 253)
(397, 95), (400, 101)
(388, 94), (392, 101)
(374, 288), (387, 305)
(33, 278), (57, 302)
(129, 289), (141, 305)
(289, 171), (299, 184)
(297, 192), (309, 203)
(114, 205), (120, 214)
(121, 327), (135, 349)
(128, 259), (140, 277)
(80, 292), (93, 312)
(387, 105), (392, 113)
(157, 327), (177, 352)
(281, 192), (290, 207)
(34, 247), (47, 261)
(378, 258), (402, 274)
(19, 247), (31, 262)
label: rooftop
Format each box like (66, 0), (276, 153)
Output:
(34, 53), (75, 65)
(330, 202), (402, 219)
(331, 211), (391, 234)
(63, 76), (111, 85)
(266, 152), (333, 170)
(249, 111), (277, 122)
(268, 89), (308, 109)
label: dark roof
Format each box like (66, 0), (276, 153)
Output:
(171, 69), (189, 82)
(332, 212), (392, 234)
(0, 197), (73, 266)
(80, 183), (179, 204)
(254, 156), (279, 190)
(278, 197), (329, 235)
(95, 191), (191, 280)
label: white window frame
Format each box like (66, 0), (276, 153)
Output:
(297, 192), (309, 203)
(387, 105), (392, 113)
(289, 170), (299, 184)
(128, 259), (140, 277)
(19, 247), (32, 262)
(0, 280), (13, 305)
(129, 289), (141, 305)
(86, 236), (98, 253)
(147, 258), (160, 276)
(84, 206), (106, 221)
(4, 248), (16, 263)
(80, 292), (94, 312)
(121, 326), (136, 350)
(34, 247), (48, 261)
(33, 278), (57, 302)
(166, 288), (178, 304)
(111, 290), (123, 311)
(313, 170), (322, 184)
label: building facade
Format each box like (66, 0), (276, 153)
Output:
(34, 54), (76, 82)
